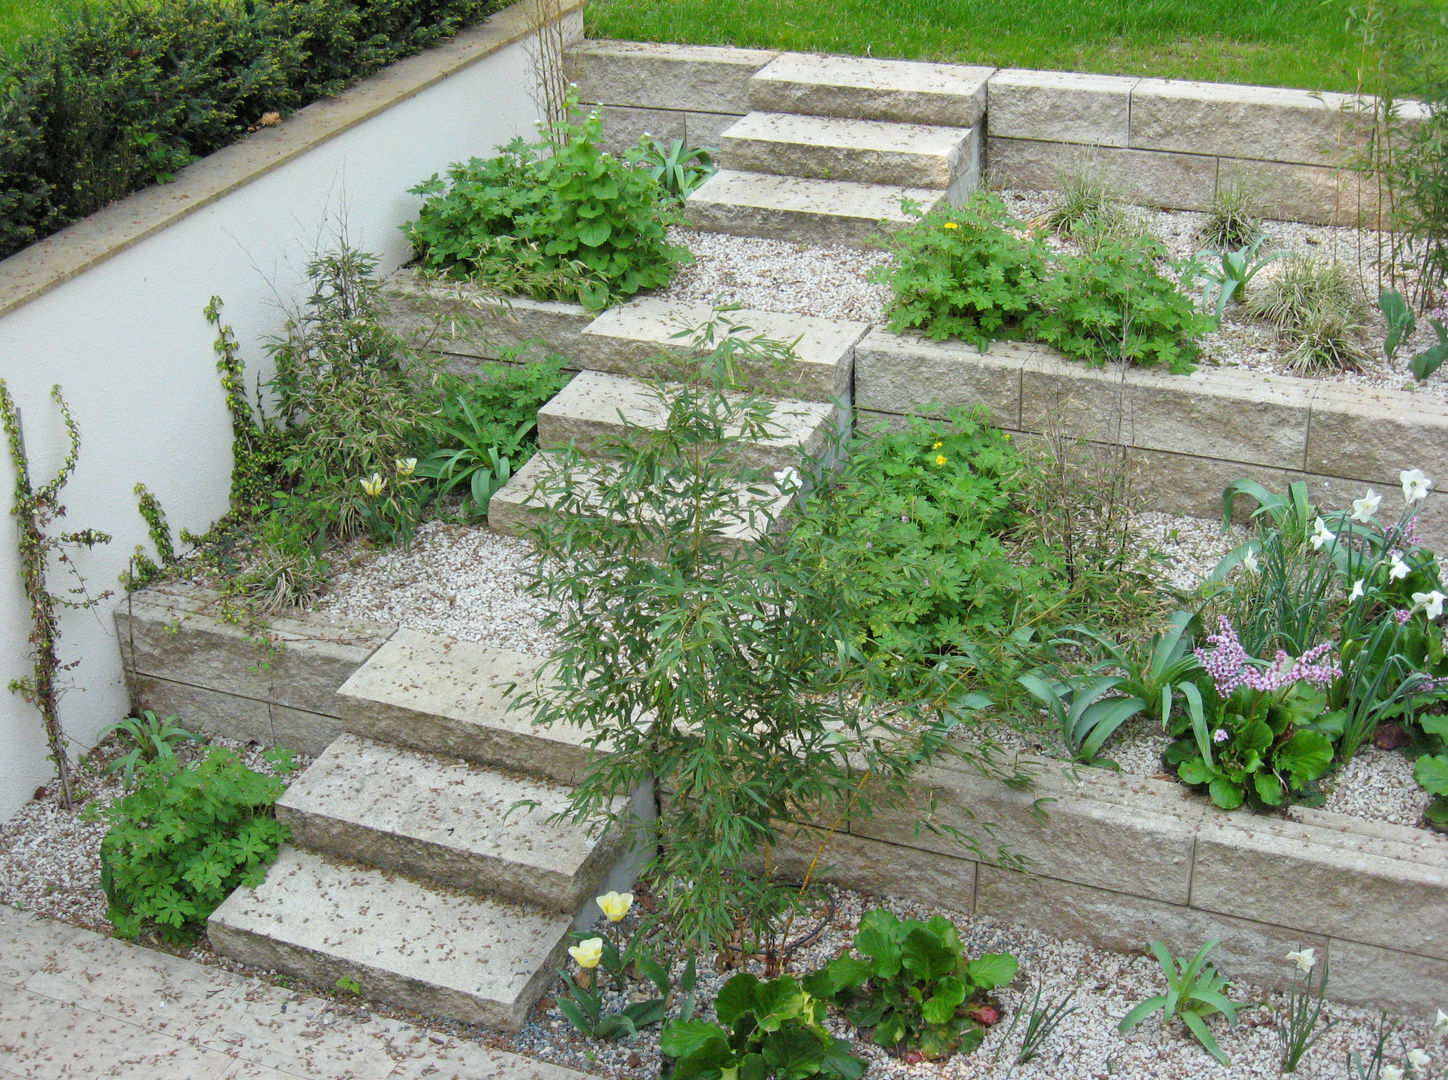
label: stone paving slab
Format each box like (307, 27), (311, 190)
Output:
(749, 52), (991, 126)
(0, 905), (589, 1080)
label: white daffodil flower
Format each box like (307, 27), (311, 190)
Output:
(1435, 1007), (1448, 1033)
(1402, 468), (1433, 505)
(1349, 579), (1366, 602)
(1381, 1065), (1404, 1080)
(1285, 947), (1317, 973)
(1413, 590), (1447, 620)
(1241, 549), (1260, 574)
(568, 937), (604, 968)
(1351, 488), (1382, 523)
(1309, 517), (1335, 551)
(595, 890), (633, 922)
(1391, 554), (1411, 580)
(1406, 1048), (1431, 1070)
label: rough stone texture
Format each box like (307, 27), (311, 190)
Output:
(686, 111), (742, 152)
(381, 276), (595, 366)
(1305, 382), (1448, 485)
(208, 846), (573, 1031)
(749, 53), (991, 127)
(975, 869), (1326, 993)
(276, 734), (623, 911)
(117, 597), (276, 701)
(1129, 79), (1371, 165)
(1125, 446), (1297, 524)
(1325, 937), (1448, 1013)
(336, 628), (597, 785)
(767, 825), (978, 914)
(854, 330), (1030, 424)
(537, 369), (838, 471)
(269, 704), (346, 758)
(595, 104), (687, 154)
(1225, 157), (1376, 226)
(848, 758), (1202, 905)
(1191, 811), (1448, 960)
(986, 69), (1134, 147)
(566, 40), (776, 114)
(258, 621), (387, 717)
(1020, 353), (1315, 466)
(685, 169), (943, 249)
(985, 137), (1217, 211)
(132, 676), (274, 747)
(581, 295), (863, 401)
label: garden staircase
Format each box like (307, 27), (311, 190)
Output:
(208, 630), (645, 1031)
(686, 53), (990, 247)
(485, 296), (868, 539)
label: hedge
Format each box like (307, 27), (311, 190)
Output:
(0, 0), (504, 261)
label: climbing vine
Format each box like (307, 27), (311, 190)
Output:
(0, 381), (112, 809)
(121, 482), (177, 591)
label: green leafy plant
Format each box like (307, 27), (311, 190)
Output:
(661, 972), (865, 1080)
(804, 908), (1017, 1060)
(1033, 230), (1208, 373)
(638, 135), (717, 200)
(1196, 235), (1287, 321)
(1004, 981), (1077, 1075)
(99, 710), (205, 791)
(1277, 947), (1333, 1073)
(558, 947), (695, 1041)
(871, 193), (1050, 347)
(335, 975), (362, 996)
(1042, 166), (1126, 239)
(1242, 253), (1367, 372)
(1381, 289), (1448, 380)
(1413, 716), (1448, 828)
(405, 96), (691, 310)
(1198, 174), (1265, 250)
(98, 746), (295, 943)
(1118, 940), (1239, 1066)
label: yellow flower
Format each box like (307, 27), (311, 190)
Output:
(595, 890), (633, 922)
(360, 472), (386, 497)
(1003, 433), (1012, 442)
(935, 454), (947, 467)
(395, 457), (417, 479)
(568, 937), (604, 969)
(943, 222), (959, 230)
(933, 440), (943, 450)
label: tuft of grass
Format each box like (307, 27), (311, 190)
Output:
(1042, 166), (1128, 240)
(1244, 254), (1368, 372)
(1283, 307), (1367, 373)
(1199, 175), (1265, 250)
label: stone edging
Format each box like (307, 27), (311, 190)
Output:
(118, 580), (1448, 1015)
(0, 0), (585, 318)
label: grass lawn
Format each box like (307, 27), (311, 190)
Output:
(0, 0), (76, 53)
(585, 0), (1375, 93)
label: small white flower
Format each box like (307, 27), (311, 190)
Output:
(1382, 1065), (1404, 1080)
(1436, 1007), (1448, 1033)
(1285, 947), (1317, 973)
(1414, 590), (1447, 620)
(1241, 549), (1260, 574)
(1352, 488), (1382, 523)
(1391, 554), (1411, 580)
(773, 466), (801, 492)
(1407, 1048), (1431, 1069)
(1349, 579), (1366, 602)
(1309, 517), (1335, 551)
(1402, 468), (1433, 505)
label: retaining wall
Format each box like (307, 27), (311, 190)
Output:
(117, 581), (1448, 1016)
(0, 0), (583, 820)
(566, 39), (1425, 225)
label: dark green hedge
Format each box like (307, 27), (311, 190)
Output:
(0, 0), (503, 261)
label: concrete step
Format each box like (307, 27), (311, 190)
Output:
(721, 111), (975, 191)
(335, 629), (596, 786)
(580, 296), (863, 403)
(275, 733), (625, 913)
(684, 169), (943, 249)
(487, 450), (792, 547)
(536, 370), (838, 473)
(750, 52), (992, 127)
(208, 846), (571, 1031)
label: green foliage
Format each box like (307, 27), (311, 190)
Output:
(871, 194), (1050, 347)
(558, 950), (696, 1041)
(1002, 979), (1078, 1072)
(0, 0), (501, 259)
(1198, 175), (1264, 250)
(1118, 940), (1239, 1066)
(1033, 230), (1208, 373)
(1381, 289), (1448, 379)
(1242, 253), (1367, 372)
(1414, 716), (1448, 827)
(405, 100), (691, 311)
(98, 746), (294, 943)
(0, 380), (112, 809)
(661, 972), (865, 1080)
(1196, 235), (1287, 322)
(804, 909), (1016, 1061)
(1277, 951), (1332, 1073)
(1042, 167), (1125, 240)
(415, 355), (567, 521)
(122, 482), (177, 591)
(99, 710), (205, 791)
(638, 136), (717, 200)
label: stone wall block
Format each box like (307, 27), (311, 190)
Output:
(986, 69), (1134, 146)
(566, 40), (776, 114)
(985, 138), (1217, 211)
(854, 330), (1029, 425)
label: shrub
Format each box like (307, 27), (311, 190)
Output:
(871, 193), (1050, 347)
(98, 746), (295, 942)
(0, 0), (501, 259)
(404, 101), (691, 310)
(1033, 230), (1209, 373)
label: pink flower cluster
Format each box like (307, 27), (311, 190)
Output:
(1195, 616), (1342, 699)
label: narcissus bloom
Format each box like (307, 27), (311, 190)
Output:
(1349, 579), (1365, 602)
(1402, 468), (1432, 504)
(1390, 554), (1411, 580)
(595, 891), (633, 922)
(395, 457), (417, 478)
(568, 938), (604, 968)
(1241, 550), (1260, 574)
(1351, 489), (1381, 523)
(1285, 947), (1316, 973)
(1309, 517), (1335, 550)
(1414, 590), (1447, 620)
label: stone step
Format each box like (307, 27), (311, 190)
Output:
(684, 169), (943, 249)
(335, 629), (596, 786)
(536, 370), (838, 473)
(275, 733), (624, 913)
(208, 846), (571, 1031)
(721, 111), (975, 191)
(487, 450), (792, 547)
(749, 52), (992, 127)
(580, 296), (862, 404)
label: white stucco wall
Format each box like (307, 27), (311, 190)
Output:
(0, 1), (580, 819)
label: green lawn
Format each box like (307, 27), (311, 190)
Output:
(586, 0), (1375, 93)
(0, 0), (75, 53)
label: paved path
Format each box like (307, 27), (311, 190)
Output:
(0, 905), (587, 1080)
